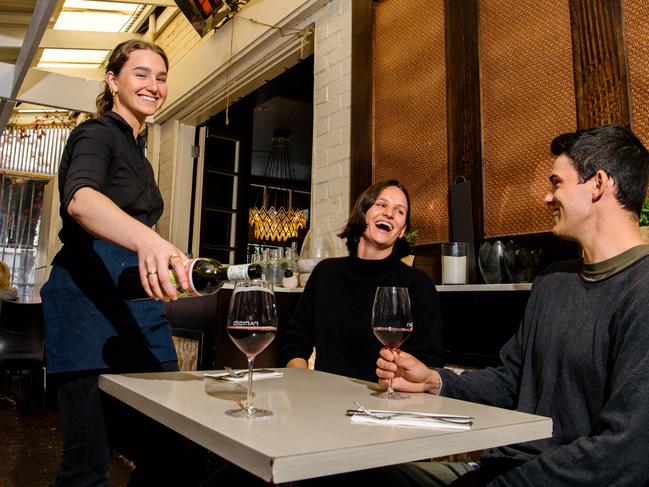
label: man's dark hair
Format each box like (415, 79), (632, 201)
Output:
(550, 125), (649, 216)
(337, 179), (412, 258)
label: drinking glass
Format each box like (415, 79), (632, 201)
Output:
(371, 286), (413, 400)
(225, 280), (278, 419)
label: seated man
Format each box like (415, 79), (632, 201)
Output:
(375, 125), (649, 486)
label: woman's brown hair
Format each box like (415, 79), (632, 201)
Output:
(0, 261), (11, 289)
(95, 40), (169, 117)
(337, 179), (412, 258)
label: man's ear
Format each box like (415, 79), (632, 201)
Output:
(592, 170), (612, 202)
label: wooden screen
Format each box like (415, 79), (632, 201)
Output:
(623, 0), (649, 148)
(373, 0), (448, 244)
(479, 0), (577, 237)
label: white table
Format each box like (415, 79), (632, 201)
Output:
(99, 368), (552, 484)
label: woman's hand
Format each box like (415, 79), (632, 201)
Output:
(376, 348), (442, 394)
(136, 234), (188, 301)
(67, 188), (189, 301)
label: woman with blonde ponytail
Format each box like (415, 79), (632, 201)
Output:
(41, 40), (202, 486)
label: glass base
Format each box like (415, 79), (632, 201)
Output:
(371, 390), (409, 400)
(225, 407), (273, 419)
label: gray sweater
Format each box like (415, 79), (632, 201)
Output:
(439, 246), (649, 486)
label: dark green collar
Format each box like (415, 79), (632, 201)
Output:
(581, 244), (649, 281)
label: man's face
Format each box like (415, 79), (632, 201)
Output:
(544, 154), (594, 240)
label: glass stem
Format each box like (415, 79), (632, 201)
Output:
(387, 377), (395, 396)
(245, 356), (255, 413)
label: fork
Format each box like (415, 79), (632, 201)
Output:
(224, 366), (276, 378)
(351, 401), (473, 425)
(353, 401), (393, 419)
(224, 366), (245, 378)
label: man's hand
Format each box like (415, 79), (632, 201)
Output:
(376, 348), (442, 394)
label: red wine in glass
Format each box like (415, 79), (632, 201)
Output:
(373, 326), (412, 350)
(371, 286), (413, 400)
(225, 280), (278, 419)
(227, 325), (277, 356)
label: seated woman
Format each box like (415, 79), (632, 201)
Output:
(0, 261), (18, 302)
(279, 179), (444, 382)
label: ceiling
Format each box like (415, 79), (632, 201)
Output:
(0, 0), (177, 132)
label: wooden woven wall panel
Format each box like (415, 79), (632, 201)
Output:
(623, 0), (649, 148)
(374, 0), (448, 244)
(480, 0), (576, 237)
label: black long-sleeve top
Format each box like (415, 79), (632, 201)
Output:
(279, 254), (445, 382)
(57, 111), (163, 245)
(439, 245), (649, 486)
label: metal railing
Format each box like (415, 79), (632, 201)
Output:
(0, 125), (70, 179)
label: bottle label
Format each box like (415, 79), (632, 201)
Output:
(169, 259), (200, 298)
(227, 264), (251, 281)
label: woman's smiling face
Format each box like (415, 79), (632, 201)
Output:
(107, 48), (168, 127)
(358, 185), (408, 259)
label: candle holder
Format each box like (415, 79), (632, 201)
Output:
(441, 242), (468, 284)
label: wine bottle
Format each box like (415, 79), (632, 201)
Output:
(117, 258), (262, 301)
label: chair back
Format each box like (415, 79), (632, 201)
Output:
(0, 300), (44, 365)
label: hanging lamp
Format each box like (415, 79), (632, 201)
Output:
(249, 131), (308, 242)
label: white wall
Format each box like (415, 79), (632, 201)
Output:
(311, 0), (352, 253)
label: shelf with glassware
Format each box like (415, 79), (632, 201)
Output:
(221, 283), (533, 292)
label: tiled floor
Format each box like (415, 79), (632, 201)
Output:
(0, 401), (131, 487)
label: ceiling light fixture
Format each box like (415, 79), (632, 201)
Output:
(249, 131), (308, 242)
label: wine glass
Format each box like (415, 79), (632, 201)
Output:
(371, 286), (413, 400)
(225, 280), (278, 419)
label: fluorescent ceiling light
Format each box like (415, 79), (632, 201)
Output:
(37, 0), (142, 69)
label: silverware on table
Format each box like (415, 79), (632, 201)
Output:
(223, 366), (276, 378)
(348, 401), (473, 425)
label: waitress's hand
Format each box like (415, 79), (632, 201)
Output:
(137, 234), (188, 301)
(376, 348), (442, 395)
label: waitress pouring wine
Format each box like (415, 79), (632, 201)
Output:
(41, 40), (203, 486)
(280, 179), (444, 388)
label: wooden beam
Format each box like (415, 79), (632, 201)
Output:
(0, 0), (58, 133)
(40, 29), (142, 50)
(350, 0), (373, 208)
(569, 0), (629, 128)
(0, 64), (100, 113)
(444, 0), (483, 239)
(0, 27), (25, 49)
(91, 0), (177, 6)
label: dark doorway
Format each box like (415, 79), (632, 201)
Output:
(195, 56), (314, 264)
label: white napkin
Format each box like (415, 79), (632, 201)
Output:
(349, 414), (471, 430)
(203, 370), (283, 383)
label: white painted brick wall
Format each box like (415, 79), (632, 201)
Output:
(312, 0), (352, 253)
(156, 122), (176, 239)
(156, 13), (202, 69)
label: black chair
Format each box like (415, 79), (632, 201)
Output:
(0, 300), (45, 409)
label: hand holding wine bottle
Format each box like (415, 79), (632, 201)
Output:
(118, 257), (262, 301)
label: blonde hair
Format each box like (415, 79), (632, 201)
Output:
(0, 261), (11, 289)
(95, 40), (169, 117)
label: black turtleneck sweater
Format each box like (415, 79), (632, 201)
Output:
(279, 255), (445, 382)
